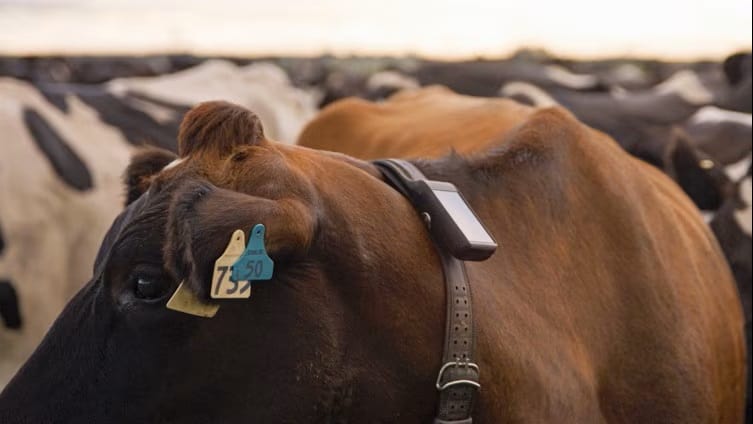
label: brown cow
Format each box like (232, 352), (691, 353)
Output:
(298, 85), (534, 159)
(0, 101), (744, 423)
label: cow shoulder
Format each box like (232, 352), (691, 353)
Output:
(457, 106), (597, 192)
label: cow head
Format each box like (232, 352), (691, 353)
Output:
(0, 101), (446, 423)
(663, 128), (733, 212)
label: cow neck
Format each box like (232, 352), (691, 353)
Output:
(373, 159), (480, 424)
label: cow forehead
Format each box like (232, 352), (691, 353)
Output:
(165, 141), (349, 188)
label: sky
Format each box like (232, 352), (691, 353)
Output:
(0, 0), (751, 59)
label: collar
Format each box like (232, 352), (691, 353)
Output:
(373, 159), (497, 424)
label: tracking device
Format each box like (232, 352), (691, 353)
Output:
(374, 159), (497, 261)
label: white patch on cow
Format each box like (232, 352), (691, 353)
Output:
(609, 85), (629, 99)
(735, 176), (752, 236)
(654, 70), (714, 105)
(609, 63), (649, 86)
(239, 62), (290, 87)
(366, 71), (420, 93)
(689, 105), (753, 127)
(107, 60), (318, 144)
(500, 82), (559, 108)
(123, 96), (177, 125)
(724, 154), (752, 182)
(162, 158), (185, 172)
(544, 65), (599, 90)
(701, 210), (716, 224)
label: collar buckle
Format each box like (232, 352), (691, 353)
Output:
(435, 361), (481, 391)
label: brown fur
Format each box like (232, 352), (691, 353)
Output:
(1, 100), (745, 423)
(169, 101), (746, 421)
(298, 86), (534, 159)
(178, 100), (265, 158)
(298, 91), (747, 422)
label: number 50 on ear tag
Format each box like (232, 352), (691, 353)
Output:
(211, 229), (251, 299)
(231, 224), (274, 282)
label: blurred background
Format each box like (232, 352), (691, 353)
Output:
(0, 0), (751, 414)
(1, 0), (751, 58)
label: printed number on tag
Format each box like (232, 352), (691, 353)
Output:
(231, 224), (275, 282)
(212, 265), (251, 298)
(210, 229), (251, 299)
(242, 260), (266, 279)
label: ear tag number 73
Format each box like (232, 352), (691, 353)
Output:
(231, 224), (274, 283)
(211, 229), (251, 299)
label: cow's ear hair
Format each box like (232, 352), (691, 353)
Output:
(664, 129), (729, 211)
(164, 181), (317, 299)
(178, 101), (266, 158)
(123, 147), (178, 206)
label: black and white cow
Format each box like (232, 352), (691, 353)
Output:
(412, 59), (607, 98)
(683, 106), (752, 165)
(0, 61), (319, 387)
(0, 77), (131, 386)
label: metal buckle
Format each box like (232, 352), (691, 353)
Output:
(435, 361), (481, 391)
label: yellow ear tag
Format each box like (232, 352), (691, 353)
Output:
(210, 229), (251, 299)
(166, 281), (220, 318)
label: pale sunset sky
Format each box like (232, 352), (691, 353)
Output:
(0, 0), (750, 59)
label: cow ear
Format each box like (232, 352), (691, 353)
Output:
(123, 147), (178, 206)
(163, 180), (316, 299)
(664, 129), (729, 211)
(178, 101), (266, 159)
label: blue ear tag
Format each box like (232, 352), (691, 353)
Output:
(230, 224), (274, 282)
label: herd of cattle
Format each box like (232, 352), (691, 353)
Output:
(0, 51), (750, 421)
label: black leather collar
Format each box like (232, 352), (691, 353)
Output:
(373, 159), (483, 424)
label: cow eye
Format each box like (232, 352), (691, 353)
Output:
(134, 276), (170, 300)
